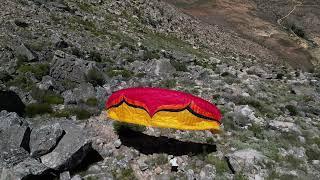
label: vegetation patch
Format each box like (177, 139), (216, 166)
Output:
(106, 68), (134, 79)
(205, 154), (230, 175)
(113, 121), (146, 134)
(17, 63), (50, 80)
(53, 107), (93, 120)
(31, 88), (64, 105)
(25, 103), (53, 117)
(7, 75), (35, 91)
(86, 69), (105, 86)
(170, 60), (188, 72)
(145, 154), (168, 166)
(159, 79), (176, 89)
(85, 97), (98, 106)
(112, 168), (137, 180)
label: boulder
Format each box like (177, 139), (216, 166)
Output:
(5, 158), (50, 180)
(0, 147), (29, 169)
(0, 111), (30, 152)
(40, 121), (93, 171)
(0, 111), (26, 130)
(37, 76), (55, 90)
(153, 58), (176, 76)
(199, 164), (216, 180)
(30, 123), (65, 158)
(0, 124), (30, 151)
(60, 171), (71, 180)
(50, 50), (96, 91)
(226, 149), (265, 173)
(268, 120), (301, 134)
(62, 83), (96, 104)
(15, 44), (36, 62)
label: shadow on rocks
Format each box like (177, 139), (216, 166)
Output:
(118, 128), (217, 156)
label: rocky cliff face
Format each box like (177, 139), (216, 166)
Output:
(1, 0), (320, 179)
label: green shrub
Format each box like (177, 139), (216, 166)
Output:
(31, 88), (64, 104)
(234, 173), (248, 180)
(285, 104), (299, 116)
(113, 121), (146, 134)
(142, 50), (160, 61)
(86, 69), (105, 86)
(88, 51), (102, 62)
(306, 146), (320, 161)
(71, 108), (92, 120)
(7, 75), (35, 91)
(106, 68), (133, 79)
(112, 168), (137, 180)
(160, 79), (176, 88)
(18, 63), (50, 80)
(248, 123), (263, 139)
(86, 97), (98, 106)
(53, 108), (92, 120)
(145, 154), (167, 166)
(205, 154), (230, 175)
(170, 60), (188, 72)
(119, 41), (136, 51)
(16, 54), (28, 68)
(25, 103), (52, 117)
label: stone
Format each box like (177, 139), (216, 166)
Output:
(268, 120), (301, 134)
(30, 123), (65, 158)
(71, 174), (82, 180)
(50, 50), (96, 91)
(199, 164), (216, 180)
(40, 121), (92, 171)
(0, 112), (30, 154)
(154, 58), (176, 76)
(0, 147), (29, 169)
(137, 159), (148, 171)
(62, 83), (96, 104)
(37, 76), (55, 90)
(60, 171), (71, 180)
(114, 139), (122, 149)
(226, 149), (265, 173)
(0, 111), (25, 130)
(15, 44), (36, 61)
(9, 158), (50, 179)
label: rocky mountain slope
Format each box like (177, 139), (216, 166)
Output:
(0, 0), (320, 180)
(167, 0), (320, 71)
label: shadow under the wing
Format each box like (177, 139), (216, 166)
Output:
(118, 128), (217, 156)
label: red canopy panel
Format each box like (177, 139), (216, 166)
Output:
(106, 87), (222, 122)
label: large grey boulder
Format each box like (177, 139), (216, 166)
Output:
(0, 111), (26, 130)
(15, 44), (36, 62)
(50, 50), (96, 91)
(153, 58), (176, 76)
(0, 147), (29, 169)
(40, 121), (93, 171)
(199, 164), (216, 180)
(0, 124), (30, 151)
(62, 83), (96, 104)
(30, 123), (65, 158)
(0, 111), (30, 153)
(226, 149), (265, 173)
(128, 58), (176, 77)
(0, 158), (51, 180)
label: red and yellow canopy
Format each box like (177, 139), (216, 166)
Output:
(106, 87), (222, 132)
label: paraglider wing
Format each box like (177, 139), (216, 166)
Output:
(106, 87), (222, 131)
